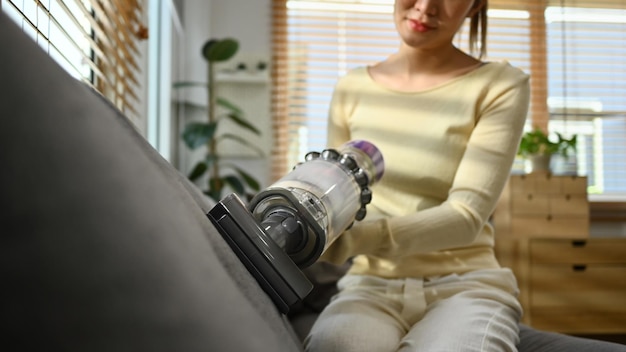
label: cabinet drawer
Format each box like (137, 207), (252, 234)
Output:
(529, 265), (626, 333)
(510, 175), (561, 195)
(561, 176), (588, 195)
(511, 194), (588, 216)
(509, 175), (587, 196)
(510, 217), (588, 238)
(549, 195), (588, 216)
(511, 194), (549, 215)
(530, 238), (626, 264)
(530, 265), (626, 292)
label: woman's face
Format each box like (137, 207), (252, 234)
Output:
(394, 0), (483, 51)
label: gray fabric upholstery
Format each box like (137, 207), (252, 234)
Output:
(518, 325), (626, 352)
(0, 13), (301, 352)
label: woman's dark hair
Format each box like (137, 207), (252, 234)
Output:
(469, 0), (488, 59)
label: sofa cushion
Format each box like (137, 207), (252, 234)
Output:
(518, 325), (626, 352)
(0, 13), (301, 352)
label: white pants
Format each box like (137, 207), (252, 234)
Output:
(304, 268), (523, 352)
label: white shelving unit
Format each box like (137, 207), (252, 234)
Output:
(216, 71), (270, 84)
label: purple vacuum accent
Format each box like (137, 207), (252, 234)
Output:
(344, 140), (385, 182)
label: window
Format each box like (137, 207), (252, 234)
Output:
(2, 0), (147, 121)
(545, 3), (626, 198)
(271, 0), (626, 200)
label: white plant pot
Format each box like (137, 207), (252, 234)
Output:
(529, 154), (552, 174)
(551, 154), (578, 175)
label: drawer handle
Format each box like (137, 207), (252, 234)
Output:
(573, 265), (587, 272)
(572, 240), (587, 247)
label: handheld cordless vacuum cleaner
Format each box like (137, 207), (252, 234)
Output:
(207, 140), (384, 313)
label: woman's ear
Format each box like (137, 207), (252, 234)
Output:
(467, 0), (486, 18)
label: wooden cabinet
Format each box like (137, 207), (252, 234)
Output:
(528, 238), (626, 334)
(493, 173), (626, 334)
(494, 173), (589, 238)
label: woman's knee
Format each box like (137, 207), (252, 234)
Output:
(399, 294), (520, 352)
(304, 297), (405, 352)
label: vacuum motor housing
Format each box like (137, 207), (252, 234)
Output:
(207, 140), (384, 313)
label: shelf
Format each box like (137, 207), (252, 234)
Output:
(216, 72), (269, 84)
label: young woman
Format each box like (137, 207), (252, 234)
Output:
(304, 0), (530, 351)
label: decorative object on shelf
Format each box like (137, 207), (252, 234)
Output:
(517, 127), (577, 174)
(174, 38), (262, 202)
(256, 61), (267, 72)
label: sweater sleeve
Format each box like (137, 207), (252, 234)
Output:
(326, 77), (352, 149)
(321, 68), (530, 265)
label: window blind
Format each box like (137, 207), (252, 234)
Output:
(545, 0), (626, 198)
(2, 0), (147, 120)
(271, 0), (626, 200)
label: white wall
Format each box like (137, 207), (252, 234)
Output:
(180, 0), (271, 103)
(176, 0), (273, 190)
(210, 0), (272, 54)
(180, 0), (211, 106)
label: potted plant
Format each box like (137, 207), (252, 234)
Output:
(174, 38), (262, 201)
(518, 127), (577, 174)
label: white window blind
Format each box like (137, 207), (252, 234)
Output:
(271, 0), (626, 200)
(2, 0), (147, 120)
(545, 1), (626, 198)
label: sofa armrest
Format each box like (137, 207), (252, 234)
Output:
(0, 12), (302, 352)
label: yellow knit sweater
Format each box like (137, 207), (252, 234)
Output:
(321, 61), (530, 278)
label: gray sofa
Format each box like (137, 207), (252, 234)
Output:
(1, 12), (624, 351)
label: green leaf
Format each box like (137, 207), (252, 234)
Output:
(518, 127), (577, 158)
(225, 113), (260, 135)
(233, 167), (261, 191)
(219, 133), (265, 156)
(173, 81), (208, 89)
(187, 155), (218, 181)
(188, 162), (208, 181)
(223, 175), (245, 194)
(217, 97), (243, 115)
(518, 128), (555, 156)
(202, 38), (239, 62)
(182, 122), (218, 149)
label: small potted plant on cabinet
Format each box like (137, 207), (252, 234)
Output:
(518, 127), (577, 174)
